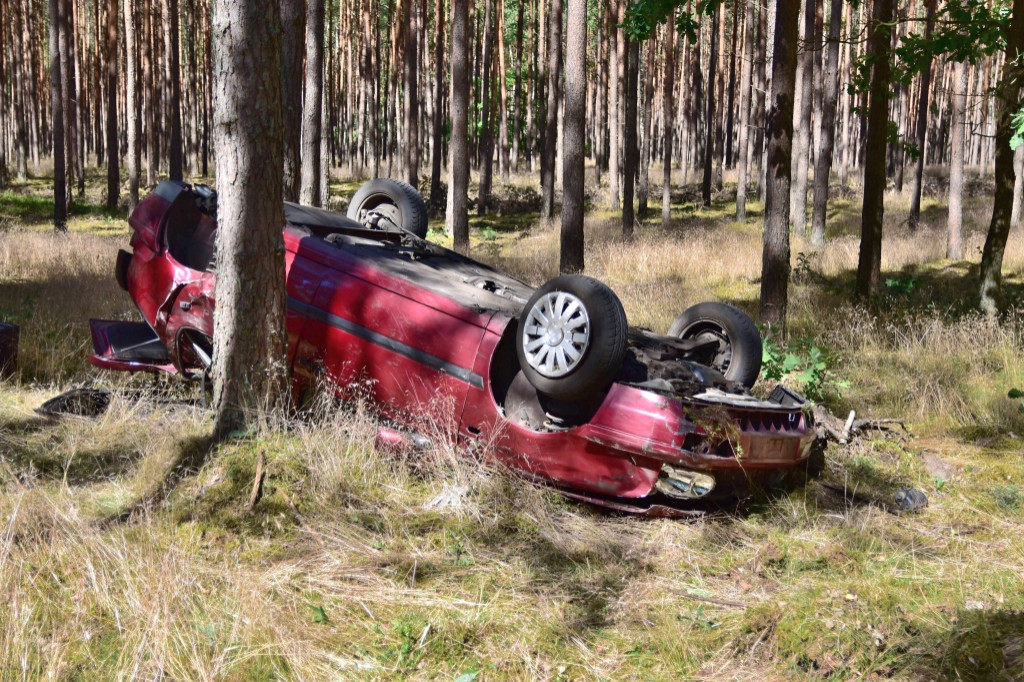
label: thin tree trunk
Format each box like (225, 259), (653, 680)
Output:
(165, 0), (183, 181)
(607, 0), (621, 209)
(838, 0), (852, 186)
(477, 0), (495, 214)
(638, 37), (655, 219)
(736, 0), (753, 220)
(105, 0), (119, 207)
(856, 0), (894, 298)
(429, 0), (445, 208)
(760, 0), (799, 332)
(300, 0), (324, 205)
(792, 0), (813, 236)
(403, 0), (419, 187)
(662, 16), (675, 228)
(979, 0), (1024, 313)
(51, 0), (68, 231)
(280, 0), (305, 201)
(497, 2), (509, 181)
(809, 0), (841, 247)
(908, 0), (935, 229)
(623, 34), (638, 238)
(725, 0), (738, 168)
(512, 0), (524, 171)
(540, 0), (562, 219)
(702, 7), (718, 206)
(123, 0), (140, 208)
(1012, 146), (1024, 229)
(210, 0), (288, 435)
(948, 60), (966, 260)
(560, 0), (586, 273)
(447, 0), (470, 252)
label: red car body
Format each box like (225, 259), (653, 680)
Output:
(90, 181), (815, 513)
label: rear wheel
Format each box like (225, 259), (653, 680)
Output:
(517, 275), (627, 402)
(668, 302), (762, 388)
(346, 178), (429, 239)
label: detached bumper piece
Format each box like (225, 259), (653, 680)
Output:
(88, 319), (176, 373)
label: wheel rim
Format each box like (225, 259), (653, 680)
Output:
(684, 323), (732, 374)
(522, 291), (591, 378)
(360, 195), (401, 225)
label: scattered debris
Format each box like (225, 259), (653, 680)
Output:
(813, 405), (910, 444)
(423, 484), (469, 511)
(922, 452), (955, 481)
(36, 388), (111, 417)
(248, 450), (266, 509)
(894, 488), (929, 512)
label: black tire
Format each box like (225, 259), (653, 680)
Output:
(667, 302), (762, 388)
(517, 275), (627, 402)
(346, 178), (429, 239)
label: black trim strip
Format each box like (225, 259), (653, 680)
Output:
(288, 297), (485, 390)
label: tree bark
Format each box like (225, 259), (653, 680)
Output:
(736, 0), (753, 220)
(540, 0), (562, 219)
(792, 0), (814, 237)
(429, 0), (445, 208)
(809, 0), (841, 246)
(447, 0), (470, 253)
(512, 0), (524, 171)
(51, 0), (68, 232)
(907, 0), (935, 230)
(856, 0), (894, 298)
(210, 0), (288, 435)
(300, 0), (324, 205)
(477, 0), (495, 214)
(403, 0), (419, 187)
(662, 16), (675, 228)
(280, 0), (305, 201)
(702, 7), (718, 206)
(760, 0), (799, 333)
(607, 0), (621, 209)
(978, 0), (1024, 314)
(623, 34), (639, 238)
(124, 0), (141, 208)
(947, 60), (966, 260)
(165, 0), (183, 181)
(638, 37), (656, 219)
(561, 0), (586, 273)
(105, 0), (119, 208)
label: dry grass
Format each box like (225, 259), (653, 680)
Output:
(2, 175), (1024, 679)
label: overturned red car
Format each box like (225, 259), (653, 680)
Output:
(89, 179), (815, 513)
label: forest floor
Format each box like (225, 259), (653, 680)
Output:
(1, 168), (1023, 680)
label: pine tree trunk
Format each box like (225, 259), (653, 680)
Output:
(838, 0), (852, 186)
(751, 1), (765, 194)
(908, 0), (935, 229)
(540, 0), (562, 219)
(497, 3), (510, 182)
(760, 0), (799, 332)
(447, 0), (470, 252)
(856, 0), (894, 298)
(607, 0), (621, 209)
(51, 0), (68, 232)
(979, 0), (1024, 313)
(210, 0), (287, 435)
(701, 6), (718, 206)
(560, 0), (586, 273)
(280, 0), (304, 201)
(792, 0), (813, 237)
(725, 0), (738, 168)
(429, 0), (445, 208)
(736, 0), (753, 220)
(638, 37), (655, 219)
(403, 0), (419, 187)
(623, 36), (639, 238)
(1012, 146), (1024, 229)
(300, 0), (324, 205)
(165, 0), (183, 181)
(947, 60), (966, 260)
(123, 0), (140, 208)
(809, 0), (841, 247)
(662, 16), (675, 228)
(477, 0), (495, 214)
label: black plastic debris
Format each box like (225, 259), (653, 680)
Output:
(894, 487), (929, 512)
(36, 388), (112, 418)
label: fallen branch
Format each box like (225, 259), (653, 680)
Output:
(280, 488), (325, 547)
(668, 589), (749, 610)
(248, 450), (265, 509)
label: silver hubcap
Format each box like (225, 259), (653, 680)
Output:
(522, 291), (590, 378)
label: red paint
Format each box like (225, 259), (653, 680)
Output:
(89, 183), (815, 509)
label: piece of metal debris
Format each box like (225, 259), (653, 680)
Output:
(894, 487), (929, 512)
(36, 388), (111, 417)
(423, 484), (469, 511)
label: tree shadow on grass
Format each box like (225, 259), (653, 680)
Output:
(909, 608), (1024, 681)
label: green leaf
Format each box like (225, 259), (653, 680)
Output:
(455, 672), (479, 682)
(1008, 388), (1024, 399)
(309, 604), (329, 624)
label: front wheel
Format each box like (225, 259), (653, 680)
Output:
(668, 302), (762, 388)
(346, 178), (429, 239)
(516, 275), (627, 402)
